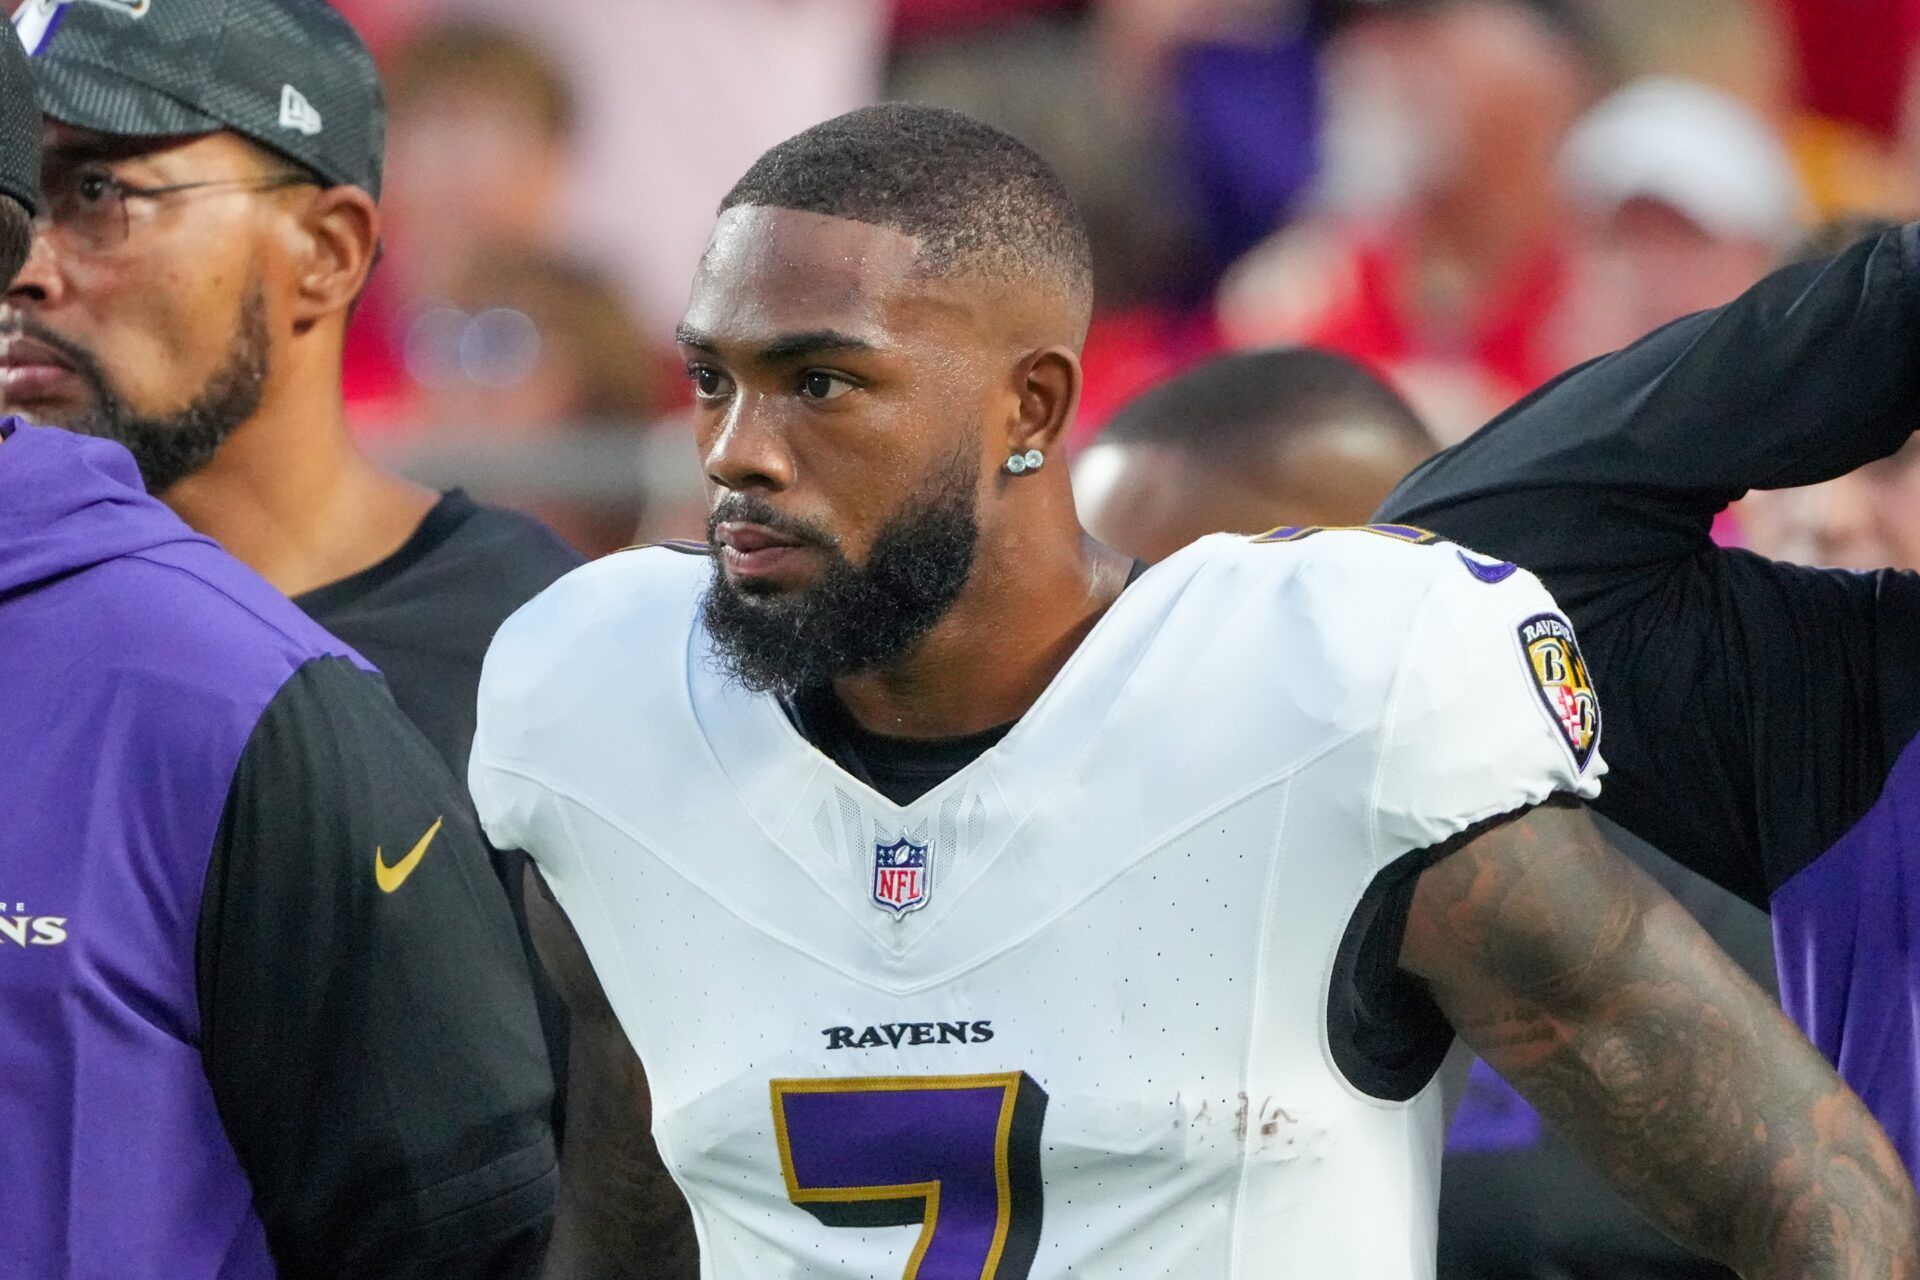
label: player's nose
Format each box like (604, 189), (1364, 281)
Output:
(5, 230), (63, 308)
(703, 394), (797, 496)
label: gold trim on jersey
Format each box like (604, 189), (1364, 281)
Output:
(1250, 523), (1438, 545)
(768, 1072), (1028, 1279)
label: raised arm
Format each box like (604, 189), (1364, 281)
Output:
(1382, 225), (1920, 596)
(1402, 799), (1920, 1277)
(525, 866), (698, 1280)
(1380, 226), (1920, 905)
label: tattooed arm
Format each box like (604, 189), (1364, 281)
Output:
(1402, 799), (1920, 1278)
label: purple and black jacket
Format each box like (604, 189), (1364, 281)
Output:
(0, 423), (554, 1278)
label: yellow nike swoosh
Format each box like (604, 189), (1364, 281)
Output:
(375, 817), (444, 895)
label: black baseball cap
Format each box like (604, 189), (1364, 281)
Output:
(0, 25), (41, 213)
(15, 0), (384, 199)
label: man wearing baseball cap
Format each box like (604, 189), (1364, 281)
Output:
(2, 0), (584, 1134)
(6, 0), (584, 776)
(0, 1), (34, 274)
(0, 10), (559, 1280)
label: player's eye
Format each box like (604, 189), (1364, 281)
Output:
(76, 171), (113, 206)
(799, 370), (855, 402)
(688, 365), (733, 401)
(72, 167), (117, 208)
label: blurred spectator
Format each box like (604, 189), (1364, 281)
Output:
(1088, 0), (1323, 280)
(398, 249), (671, 556)
(445, 0), (886, 333)
(346, 21), (580, 424)
(412, 250), (664, 435)
(1218, 0), (1598, 440)
(1589, 0), (1789, 117)
(890, 15), (1189, 311)
(1709, 216), (1902, 556)
(385, 22), (578, 305)
(888, 11), (1215, 437)
(1075, 331), (1763, 1280)
(1073, 347), (1435, 560)
(1741, 435), (1920, 572)
(1553, 77), (1804, 363)
(1583, 0), (1919, 225)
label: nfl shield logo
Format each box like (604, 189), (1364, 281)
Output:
(872, 837), (930, 917)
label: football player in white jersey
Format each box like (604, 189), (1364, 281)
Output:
(471, 106), (1919, 1279)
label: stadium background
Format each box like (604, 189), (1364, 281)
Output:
(139, 0), (1916, 578)
(17, 0), (1915, 1268)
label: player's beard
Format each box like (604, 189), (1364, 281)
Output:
(702, 438), (981, 696)
(22, 283), (270, 496)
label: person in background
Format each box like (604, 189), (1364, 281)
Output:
(1739, 436), (1920, 574)
(1073, 346), (1434, 561)
(1379, 218), (1920, 1180)
(1553, 76), (1804, 365)
(1079, 338), (1777, 1280)
(1217, 0), (1596, 440)
(1, 0), (581, 1132)
(1732, 216), (1908, 570)
(404, 247), (670, 556)
(348, 19), (579, 423)
(887, 7), (1211, 438)
(438, 0), (886, 336)
(384, 20), (576, 303)
(0, 15), (556, 1277)
(475, 102), (1920, 1278)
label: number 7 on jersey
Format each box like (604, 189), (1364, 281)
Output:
(769, 1072), (1049, 1279)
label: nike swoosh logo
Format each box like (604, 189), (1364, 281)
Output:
(376, 817), (444, 894)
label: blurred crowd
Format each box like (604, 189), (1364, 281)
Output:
(332, 0), (1920, 566)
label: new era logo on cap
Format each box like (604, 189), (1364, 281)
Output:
(279, 84), (322, 136)
(25, 0), (384, 197)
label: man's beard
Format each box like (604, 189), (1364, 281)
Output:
(26, 284), (269, 494)
(702, 442), (981, 696)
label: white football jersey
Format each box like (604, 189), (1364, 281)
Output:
(472, 527), (1604, 1280)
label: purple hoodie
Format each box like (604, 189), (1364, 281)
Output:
(0, 422), (365, 1277)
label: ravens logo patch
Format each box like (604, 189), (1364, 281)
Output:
(1517, 613), (1601, 772)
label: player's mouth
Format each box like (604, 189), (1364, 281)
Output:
(716, 521), (815, 584)
(0, 335), (80, 404)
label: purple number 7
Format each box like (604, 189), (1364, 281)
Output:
(769, 1071), (1048, 1279)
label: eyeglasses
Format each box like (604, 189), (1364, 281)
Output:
(35, 166), (321, 253)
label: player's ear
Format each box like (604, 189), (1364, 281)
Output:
(1007, 345), (1083, 459)
(287, 184), (379, 329)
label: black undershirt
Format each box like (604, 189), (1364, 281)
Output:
(781, 561), (1149, 805)
(783, 684), (1016, 807)
(293, 489), (582, 782)
(778, 558), (1452, 1099)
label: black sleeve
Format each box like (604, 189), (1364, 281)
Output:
(1379, 224), (1920, 904)
(1327, 843), (1455, 1102)
(196, 656), (556, 1279)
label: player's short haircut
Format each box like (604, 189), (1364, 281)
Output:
(0, 195), (31, 284)
(1101, 348), (1434, 460)
(720, 104), (1094, 312)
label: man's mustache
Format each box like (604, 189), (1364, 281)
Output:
(0, 312), (111, 395)
(707, 493), (836, 552)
